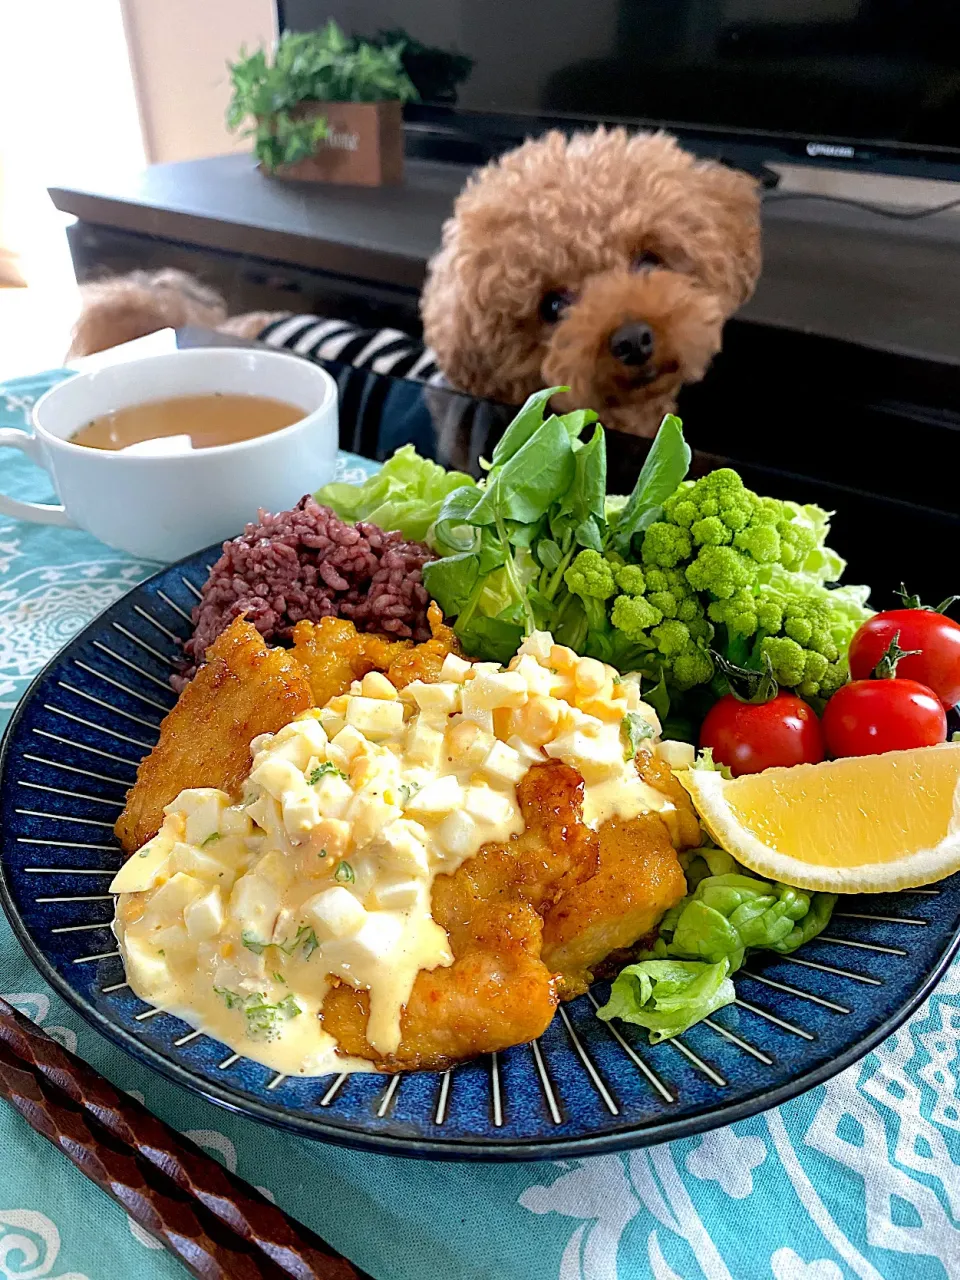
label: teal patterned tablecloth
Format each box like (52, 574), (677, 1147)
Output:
(0, 369), (958, 1280)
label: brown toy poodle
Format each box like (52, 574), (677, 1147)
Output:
(69, 128), (761, 436)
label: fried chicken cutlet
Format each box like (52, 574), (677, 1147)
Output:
(116, 606), (460, 853)
(321, 760), (690, 1070)
(116, 613), (695, 1072)
(115, 619), (313, 852)
(289, 602), (460, 703)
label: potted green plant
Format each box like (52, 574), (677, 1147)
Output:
(227, 22), (418, 186)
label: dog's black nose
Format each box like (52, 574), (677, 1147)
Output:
(609, 322), (655, 367)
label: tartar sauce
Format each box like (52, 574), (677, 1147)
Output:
(111, 631), (686, 1074)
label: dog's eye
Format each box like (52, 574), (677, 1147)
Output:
(632, 251), (663, 271)
(539, 290), (574, 324)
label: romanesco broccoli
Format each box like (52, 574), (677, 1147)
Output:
(547, 463), (869, 704)
(564, 550), (617, 600)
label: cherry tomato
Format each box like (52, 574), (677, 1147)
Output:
(699, 692), (825, 776)
(822, 678), (947, 757)
(849, 609), (960, 710)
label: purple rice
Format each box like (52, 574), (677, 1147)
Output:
(176, 495), (434, 687)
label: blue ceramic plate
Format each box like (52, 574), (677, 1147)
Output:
(2, 547), (959, 1161)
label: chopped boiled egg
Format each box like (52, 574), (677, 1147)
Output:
(312, 771), (353, 818)
(172, 788), (232, 847)
(170, 839), (240, 886)
(467, 668), (529, 710)
(406, 680), (461, 716)
(360, 670), (399, 700)
(249, 756), (306, 803)
(434, 810), (478, 860)
(544, 726), (623, 782)
(372, 820), (430, 876)
(305, 886), (366, 940)
(327, 725), (368, 768)
(446, 721), (493, 767)
(439, 652), (472, 683)
(506, 735), (546, 768)
(110, 827), (174, 893)
(184, 887), (225, 941)
(228, 872), (280, 940)
(345, 696), (404, 739)
(371, 879), (421, 910)
(121, 935), (172, 999)
(405, 718), (445, 769)
(518, 630), (554, 663)
(658, 739), (696, 770)
(464, 784), (517, 826)
(509, 653), (558, 698)
(142, 872), (205, 928)
(349, 913), (405, 965)
(346, 791), (402, 847)
(480, 739), (526, 786)
(404, 774), (462, 816)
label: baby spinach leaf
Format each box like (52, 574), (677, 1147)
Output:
(574, 518), (603, 552)
(422, 552), (480, 615)
(643, 672), (671, 721)
(454, 615), (525, 665)
(558, 423), (607, 526)
(477, 527), (509, 574)
(506, 516), (548, 549)
(609, 414), (691, 553)
(470, 415), (577, 526)
(537, 539), (563, 571)
(431, 486), (483, 554)
(558, 407), (599, 444)
(490, 387), (563, 467)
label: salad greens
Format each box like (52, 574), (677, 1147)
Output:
(421, 392), (692, 663)
(597, 958), (734, 1044)
(596, 845), (836, 1041)
(319, 388), (871, 713)
(316, 444), (475, 544)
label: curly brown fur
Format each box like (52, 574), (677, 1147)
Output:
(421, 128), (761, 436)
(68, 266), (291, 359)
(67, 270), (230, 359)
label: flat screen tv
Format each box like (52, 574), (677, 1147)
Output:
(278, 1), (960, 178)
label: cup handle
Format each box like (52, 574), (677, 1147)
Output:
(0, 429), (77, 528)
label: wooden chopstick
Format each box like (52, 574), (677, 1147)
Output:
(0, 996), (371, 1280)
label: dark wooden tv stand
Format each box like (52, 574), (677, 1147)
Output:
(49, 152), (960, 525)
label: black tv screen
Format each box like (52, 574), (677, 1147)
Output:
(279, 1), (960, 175)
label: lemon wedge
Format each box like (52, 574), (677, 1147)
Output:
(679, 743), (960, 893)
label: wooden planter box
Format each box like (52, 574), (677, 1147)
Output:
(269, 101), (404, 187)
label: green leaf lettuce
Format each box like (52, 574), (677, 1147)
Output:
(597, 958), (735, 1042)
(316, 445), (475, 543)
(598, 854), (836, 1042)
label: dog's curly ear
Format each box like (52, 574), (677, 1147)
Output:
(685, 160), (763, 313)
(420, 208), (543, 404)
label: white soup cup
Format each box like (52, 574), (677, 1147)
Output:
(0, 347), (339, 561)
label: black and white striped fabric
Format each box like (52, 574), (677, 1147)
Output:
(257, 314), (445, 385)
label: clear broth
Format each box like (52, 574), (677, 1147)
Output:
(71, 393), (304, 452)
